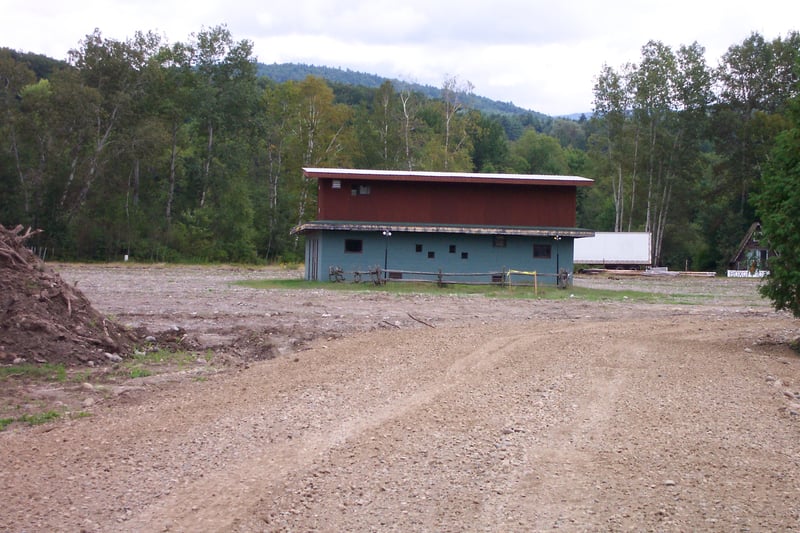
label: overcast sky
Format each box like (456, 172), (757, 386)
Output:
(2, 0), (799, 116)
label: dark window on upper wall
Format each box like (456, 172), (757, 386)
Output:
(428, 251), (435, 259)
(461, 252), (469, 259)
(344, 239), (363, 253)
(493, 235), (507, 248)
(416, 244), (423, 253)
(449, 245), (456, 253)
(351, 184), (371, 196)
(533, 244), (552, 259)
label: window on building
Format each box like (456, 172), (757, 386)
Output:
(461, 252), (469, 259)
(351, 184), (371, 196)
(493, 235), (507, 248)
(332, 180), (341, 189)
(427, 251), (435, 259)
(533, 244), (552, 259)
(449, 244), (456, 253)
(415, 244), (423, 253)
(344, 239), (363, 253)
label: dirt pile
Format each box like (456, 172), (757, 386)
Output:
(0, 224), (136, 365)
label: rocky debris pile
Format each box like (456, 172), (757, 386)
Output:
(0, 224), (137, 365)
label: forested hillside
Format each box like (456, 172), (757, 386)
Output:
(1, 26), (798, 271)
(257, 62), (549, 118)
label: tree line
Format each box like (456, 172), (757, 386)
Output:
(1, 26), (798, 272)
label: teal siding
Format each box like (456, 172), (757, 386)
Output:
(309, 230), (574, 284)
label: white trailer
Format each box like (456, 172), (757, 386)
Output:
(574, 232), (652, 267)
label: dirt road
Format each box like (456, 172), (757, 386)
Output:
(2, 265), (799, 531)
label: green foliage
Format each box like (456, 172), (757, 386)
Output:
(467, 112), (510, 171)
(129, 367), (152, 378)
(2, 28), (799, 271)
(131, 348), (196, 366)
(0, 363), (67, 381)
(0, 410), (91, 431)
(754, 101), (800, 317)
(19, 411), (62, 426)
(0, 410), (63, 431)
(510, 130), (569, 174)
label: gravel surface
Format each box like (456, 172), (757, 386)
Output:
(1, 265), (799, 532)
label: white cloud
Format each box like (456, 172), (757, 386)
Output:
(2, 0), (799, 115)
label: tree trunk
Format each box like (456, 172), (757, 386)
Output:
(627, 124), (640, 232)
(400, 91), (413, 170)
(166, 122), (178, 226)
(653, 180), (672, 265)
(643, 120), (657, 235)
(265, 142), (282, 260)
(613, 164), (624, 232)
(9, 128), (31, 215)
(76, 105), (119, 212)
(200, 122), (213, 208)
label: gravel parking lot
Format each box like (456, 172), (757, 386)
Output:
(2, 264), (799, 531)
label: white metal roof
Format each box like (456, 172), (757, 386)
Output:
(302, 167), (594, 187)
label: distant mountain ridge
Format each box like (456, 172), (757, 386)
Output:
(256, 62), (551, 119)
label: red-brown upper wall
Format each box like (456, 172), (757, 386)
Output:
(305, 168), (593, 228)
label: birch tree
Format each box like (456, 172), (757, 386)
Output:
(441, 75), (474, 170)
(592, 63), (632, 232)
(286, 76), (353, 250)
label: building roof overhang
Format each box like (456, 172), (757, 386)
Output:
(303, 167), (594, 187)
(292, 221), (594, 238)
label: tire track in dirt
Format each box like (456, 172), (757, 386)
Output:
(116, 331), (530, 531)
(222, 317), (800, 533)
(500, 319), (800, 531)
(233, 321), (636, 531)
(506, 324), (656, 530)
(3, 265), (799, 532)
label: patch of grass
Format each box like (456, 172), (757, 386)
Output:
(236, 278), (701, 304)
(69, 369), (92, 383)
(132, 348), (194, 365)
(0, 363), (67, 382)
(118, 348), (199, 380)
(129, 367), (152, 379)
(0, 409), (71, 431)
(19, 410), (61, 426)
(22, 410), (61, 425)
